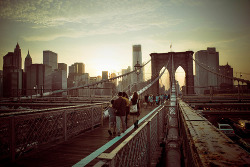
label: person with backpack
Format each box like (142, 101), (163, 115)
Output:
(122, 92), (130, 128)
(113, 92), (127, 136)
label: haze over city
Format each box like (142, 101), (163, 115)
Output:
(0, 0), (250, 80)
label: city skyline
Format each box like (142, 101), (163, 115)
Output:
(0, 0), (250, 80)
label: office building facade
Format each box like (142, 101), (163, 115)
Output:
(0, 70), (2, 98)
(102, 71), (108, 80)
(43, 50), (58, 70)
(218, 63), (234, 88)
(52, 69), (67, 96)
(26, 64), (52, 96)
(194, 47), (219, 94)
(58, 63), (67, 73)
(3, 43), (23, 97)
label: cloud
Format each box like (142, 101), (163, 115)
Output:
(0, 0), (162, 27)
(3, 0), (182, 41)
(0, 0), (85, 26)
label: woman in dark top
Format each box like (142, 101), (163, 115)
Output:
(130, 91), (140, 129)
(122, 92), (130, 128)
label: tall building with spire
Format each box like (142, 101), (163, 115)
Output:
(24, 50), (32, 72)
(14, 43), (22, 69)
(3, 43), (23, 97)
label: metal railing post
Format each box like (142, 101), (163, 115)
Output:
(91, 108), (94, 130)
(63, 111), (67, 141)
(238, 81), (240, 101)
(164, 106), (169, 132)
(147, 121), (151, 166)
(157, 112), (160, 143)
(101, 105), (104, 127)
(10, 116), (15, 162)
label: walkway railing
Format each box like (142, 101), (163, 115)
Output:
(0, 102), (108, 162)
(95, 105), (167, 167)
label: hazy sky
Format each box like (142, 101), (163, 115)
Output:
(0, 0), (250, 80)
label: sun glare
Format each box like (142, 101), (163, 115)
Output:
(95, 58), (119, 76)
(175, 67), (185, 87)
(94, 46), (121, 76)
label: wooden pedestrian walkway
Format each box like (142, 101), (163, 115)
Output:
(2, 105), (159, 167)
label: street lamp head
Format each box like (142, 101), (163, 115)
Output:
(134, 61), (141, 75)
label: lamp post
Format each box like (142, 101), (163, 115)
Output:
(134, 61), (142, 92)
(238, 73), (242, 101)
(33, 85), (37, 101)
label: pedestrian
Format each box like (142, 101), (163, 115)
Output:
(113, 92), (127, 136)
(107, 100), (116, 136)
(130, 91), (140, 129)
(144, 94), (149, 108)
(160, 94), (164, 104)
(155, 94), (160, 105)
(153, 95), (156, 105)
(165, 94), (168, 101)
(148, 94), (153, 106)
(122, 92), (130, 128)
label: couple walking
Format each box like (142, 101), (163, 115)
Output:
(108, 91), (140, 136)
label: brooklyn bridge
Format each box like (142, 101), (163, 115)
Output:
(1, 51), (250, 167)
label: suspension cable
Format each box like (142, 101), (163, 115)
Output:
(133, 56), (171, 98)
(193, 58), (250, 84)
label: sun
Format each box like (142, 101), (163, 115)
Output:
(86, 44), (131, 77)
(94, 46), (121, 76)
(95, 58), (119, 76)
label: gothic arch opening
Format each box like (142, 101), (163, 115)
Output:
(175, 66), (185, 96)
(159, 68), (170, 94)
(150, 51), (194, 95)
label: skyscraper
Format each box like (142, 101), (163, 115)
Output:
(24, 50), (32, 72)
(52, 69), (67, 96)
(3, 43), (23, 97)
(58, 63), (67, 73)
(102, 71), (108, 80)
(110, 72), (117, 86)
(218, 63), (234, 88)
(26, 64), (52, 96)
(0, 70), (3, 97)
(67, 62), (87, 97)
(132, 45), (143, 84)
(102, 71), (111, 96)
(13, 43), (22, 69)
(68, 62), (85, 88)
(74, 63), (85, 74)
(68, 63), (85, 75)
(194, 47), (219, 94)
(43, 50), (58, 70)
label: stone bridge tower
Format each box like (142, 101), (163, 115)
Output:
(150, 51), (194, 95)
